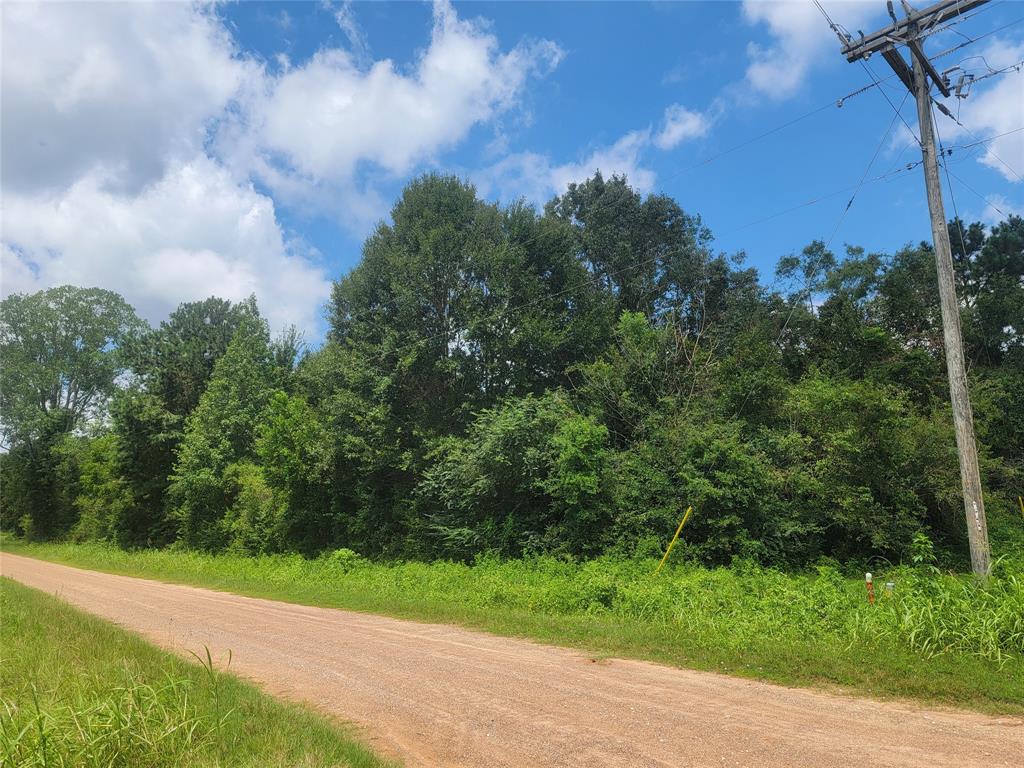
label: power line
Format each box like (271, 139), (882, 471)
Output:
(827, 91), (914, 248)
(729, 160), (922, 235)
(860, 58), (922, 144)
(337, 2), (1009, 374)
(933, 103), (973, 267)
(732, 98), (909, 419)
(954, 124), (1024, 150)
(931, 14), (1024, 60)
(943, 165), (1009, 217)
(932, 98), (1024, 182)
(656, 79), (891, 184)
(919, 0), (1006, 40)
(837, 0), (994, 578)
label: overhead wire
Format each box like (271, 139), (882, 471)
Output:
(943, 166), (1009, 217)
(731, 93), (912, 419)
(861, 58), (922, 145)
(918, 0), (1006, 41)
(346, 2), (1015, 379)
(932, 102), (973, 270)
(932, 99), (1024, 183)
(931, 13), (1024, 60)
(810, 0), (922, 145)
(953, 125), (1024, 150)
(726, 0), (1014, 420)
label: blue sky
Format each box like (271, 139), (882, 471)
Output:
(3, 1), (1021, 340)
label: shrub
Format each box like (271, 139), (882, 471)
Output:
(220, 462), (284, 555)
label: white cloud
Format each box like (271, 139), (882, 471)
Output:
(1, 0), (561, 332)
(225, 0), (563, 204)
(977, 194), (1024, 225)
(1, 157), (330, 336)
(477, 99), (717, 204)
(478, 98), (717, 204)
(551, 131), (657, 193)
(329, 0), (370, 64)
(479, 129), (656, 205)
(741, 0), (880, 99)
(944, 40), (1024, 183)
(0, 0), (253, 194)
(654, 104), (712, 149)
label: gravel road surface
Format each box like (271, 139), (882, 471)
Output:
(3, 552), (1021, 767)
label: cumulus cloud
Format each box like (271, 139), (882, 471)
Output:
(1, 157), (330, 335)
(223, 0), (563, 205)
(478, 129), (656, 205)
(478, 97), (716, 204)
(741, 0), (880, 99)
(0, 0), (562, 333)
(944, 39), (1024, 183)
(654, 104), (712, 149)
(0, 1), (253, 194)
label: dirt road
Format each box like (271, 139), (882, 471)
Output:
(3, 553), (1022, 767)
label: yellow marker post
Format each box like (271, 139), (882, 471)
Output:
(655, 506), (693, 575)
(1018, 495), (1024, 520)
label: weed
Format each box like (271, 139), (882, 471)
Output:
(6, 542), (1023, 714)
(0, 577), (393, 768)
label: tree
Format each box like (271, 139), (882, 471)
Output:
(0, 286), (143, 538)
(109, 390), (182, 547)
(4, 173), (1021, 569)
(122, 296), (261, 417)
(169, 314), (277, 549)
(418, 391), (610, 558)
(0, 286), (144, 448)
(572, 311), (717, 446)
(291, 342), (408, 555)
(955, 215), (1024, 365)
(329, 174), (507, 434)
(69, 434), (134, 543)
(545, 173), (716, 327)
(113, 296), (263, 544)
(256, 391), (333, 555)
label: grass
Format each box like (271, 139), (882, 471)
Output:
(5, 541), (1024, 716)
(0, 576), (395, 768)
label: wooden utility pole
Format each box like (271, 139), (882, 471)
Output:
(837, 0), (992, 577)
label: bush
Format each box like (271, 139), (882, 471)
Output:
(70, 435), (135, 544)
(611, 419), (779, 565)
(220, 462), (285, 555)
(417, 391), (610, 558)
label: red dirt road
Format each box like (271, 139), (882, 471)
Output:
(3, 552), (1022, 767)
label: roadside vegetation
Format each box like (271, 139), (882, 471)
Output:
(3, 177), (1023, 571)
(0, 577), (392, 768)
(2, 174), (1022, 714)
(8, 541), (1023, 714)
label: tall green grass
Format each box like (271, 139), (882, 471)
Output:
(6, 541), (1024, 713)
(0, 577), (393, 768)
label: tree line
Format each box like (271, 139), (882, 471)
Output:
(2, 173), (1022, 567)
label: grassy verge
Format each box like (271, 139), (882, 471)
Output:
(0, 576), (394, 768)
(5, 541), (1023, 716)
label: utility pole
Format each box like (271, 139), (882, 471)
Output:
(836, 0), (992, 577)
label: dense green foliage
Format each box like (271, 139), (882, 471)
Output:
(2, 173), (1022, 569)
(0, 287), (144, 539)
(10, 542), (1023, 712)
(0, 578), (390, 767)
